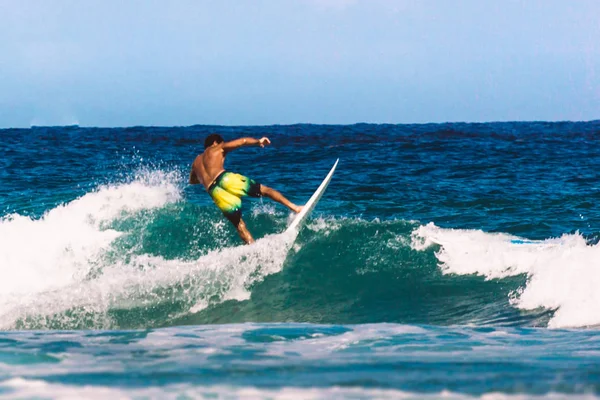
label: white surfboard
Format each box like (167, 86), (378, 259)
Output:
(285, 159), (339, 233)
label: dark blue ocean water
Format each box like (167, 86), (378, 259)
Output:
(1, 122), (600, 398)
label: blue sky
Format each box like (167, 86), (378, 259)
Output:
(0, 0), (598, 127)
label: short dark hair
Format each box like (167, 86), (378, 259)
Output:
(204, 134), (224, 149)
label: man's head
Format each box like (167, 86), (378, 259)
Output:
(204, 134), (224, 149)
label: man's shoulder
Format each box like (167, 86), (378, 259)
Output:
(192, 153), (204, 166)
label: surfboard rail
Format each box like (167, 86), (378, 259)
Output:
(285, 159), (339, 233)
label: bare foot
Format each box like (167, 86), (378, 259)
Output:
(292, 205), (304, 213)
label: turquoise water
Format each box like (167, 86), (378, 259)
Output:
(1, 122), (600, 398)
(1, 324), (600, 398)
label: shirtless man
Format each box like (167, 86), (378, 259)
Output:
(189, 134), (302, 244)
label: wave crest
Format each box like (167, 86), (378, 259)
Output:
(412, 222), (600, 328)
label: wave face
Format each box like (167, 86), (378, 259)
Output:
(0, 172), (297, 330)
(1, 122), (600, 330)
(0, 174), (543, 330)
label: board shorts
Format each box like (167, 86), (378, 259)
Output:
(208, 171), (262, 224)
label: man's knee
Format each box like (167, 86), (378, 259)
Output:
(259, 184), (270, 195)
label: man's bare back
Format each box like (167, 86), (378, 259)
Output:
(189, 144), (226, 190)
(189, 134), (302, 244)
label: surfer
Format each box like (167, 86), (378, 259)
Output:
(190, 134), (302, 244)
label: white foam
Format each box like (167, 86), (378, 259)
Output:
(251, 201), (280, 217)
(411, 222), (600, 328)
(306, 216), (342, 236)
(5, 235), (294, 327)
(262, 324), (427, 360)
(0, 170), (295, 329)
(0, 171), (182, 328)
(0, 379), (597, 400)
(101, 231), (294, 316)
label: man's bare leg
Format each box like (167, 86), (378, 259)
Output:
(260, 185), (303, 213)
(234, 218), (254, 244)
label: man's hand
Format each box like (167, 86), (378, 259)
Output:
(259, 137), (271, 148)
(223, 137), (271, 152)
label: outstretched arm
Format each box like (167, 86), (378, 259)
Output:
(222, 137), (270, 152)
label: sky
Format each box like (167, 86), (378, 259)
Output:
(0, 0), (598, 128)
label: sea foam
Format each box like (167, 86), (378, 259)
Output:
(411, 222), (600, 328)
(0, 170), (294, 329)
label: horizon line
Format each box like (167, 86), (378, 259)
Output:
(1, 118), (599, 130)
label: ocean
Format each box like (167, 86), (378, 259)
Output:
(1, 122), (600, 398)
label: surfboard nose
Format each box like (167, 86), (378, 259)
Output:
(286, 159), (339, 233)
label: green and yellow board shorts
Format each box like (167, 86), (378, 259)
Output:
(208, 171), (262, 224)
